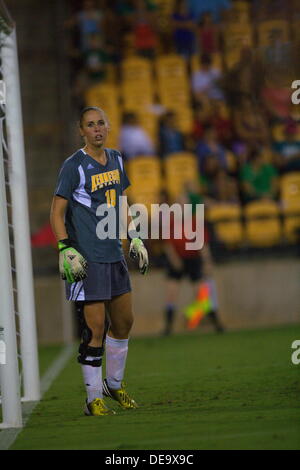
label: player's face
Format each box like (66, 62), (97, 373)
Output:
(80, 110), (110, 148)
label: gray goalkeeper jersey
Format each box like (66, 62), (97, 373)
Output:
(55, 148), (130, 263)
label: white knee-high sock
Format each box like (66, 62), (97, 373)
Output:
(106, 335), (129, 390)
(81, 355), (103, 403)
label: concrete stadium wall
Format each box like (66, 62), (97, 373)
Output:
(34, 258), (300, 344)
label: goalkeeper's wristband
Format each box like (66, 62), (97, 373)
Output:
(58, 239), (72, 251)
(127, 230), (140, 241)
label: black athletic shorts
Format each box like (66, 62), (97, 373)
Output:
(166, 256), (203, 282)
(65, 258), (131, 302)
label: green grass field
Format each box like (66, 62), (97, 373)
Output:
(7, 325), (300, 450)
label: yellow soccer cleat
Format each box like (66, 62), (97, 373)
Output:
(84, 398), (116, 416)
(103, 379), (138, 409)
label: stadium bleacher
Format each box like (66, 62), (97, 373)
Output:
(67, 0), (300, 256)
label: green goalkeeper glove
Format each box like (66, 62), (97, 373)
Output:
(58, 239), (88, 284)
(129, 238), (149, 275)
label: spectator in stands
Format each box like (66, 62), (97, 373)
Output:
(172, 0), (197, 59)
(213, 168), (239, 203)
(239, 148), (279, 203)
(273, 121), (300, 173)
(132, 0), (158, 58)
(119, 111), (155, 160)
(191, 53), (223, 104)
(116, 0), (157, 34)
(211, 100), (233, 146)
(200, 154), (239, 204)
(197, 11), (219, 55)
(102, 3), (122, 64)
(206, 165), (239, 204)
(222, 47), (264, 109)
(82, 33), (108, 80)
(253, 0), (288, 21)
(116, 0), (136, 33)
(64, 0), (103, 53)
(191, 102), (214, 145)
(262, 29), (292, 71)
(195, 123), (227, 173)
(158, 111), (186, 157)
(72, 33), (108, 108)
(185, 179), (205, 210)
(261, 80), (292, 120)
(233, 97), (270, 148)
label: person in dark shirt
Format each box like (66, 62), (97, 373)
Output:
(158, 110), (185, 157)
(50, 106), (149, 417)
(172, 0), (197, 59)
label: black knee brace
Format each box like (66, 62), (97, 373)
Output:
(76, 303), (107, 366)
(77, 342), (104, 367)
(77, 325), (104, 366)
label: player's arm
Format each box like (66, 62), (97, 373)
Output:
(50, 195), (87, 283)
(50, 195), (68, 241)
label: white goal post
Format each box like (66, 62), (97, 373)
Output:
(0, 1), (40, 428)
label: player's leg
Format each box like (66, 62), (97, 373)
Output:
(163, 258), (183, 335)
(103, 292), (137, 408)
(188, 258), (224, 333)
(164, 278), (181, 335)
(79, 301), (115, 416)
(107, 291), (133, 339)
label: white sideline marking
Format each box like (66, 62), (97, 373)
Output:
(0, 344), (76, 450)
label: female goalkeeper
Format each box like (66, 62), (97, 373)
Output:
(50, 106), (148, 416)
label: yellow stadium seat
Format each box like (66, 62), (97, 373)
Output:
(127, 156), (161, 190)
(126, 156), (162, 211)
(244, 200), (282, 247)
(224, 1), (251, 24)
(223, 24), (253, 68)
(85, 83), (120, 149)
(155, 54), (191, 112)
(163, 152), (199, 200)
(280, 173), (300, 243)
(121, 56), (154, 112)
(85, 83), (119, 114)
(128, 191), (162, 213)
(207, 204), (244, 247)
(283, 214), (300, 243)
(136, 111), (158, 143)
(158, 85), (190, 107)
(225, 151), (237, 172)
(171, 107), (193, 134)
(257, 20), (290, 47)
(122, 83), (154, 110)
(105, 64), (116, 84)
(122, 56), (153, 83)
(280, 172), (300, 209)
(155, 54), (188, 82)
(272, 123), (285, 142)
